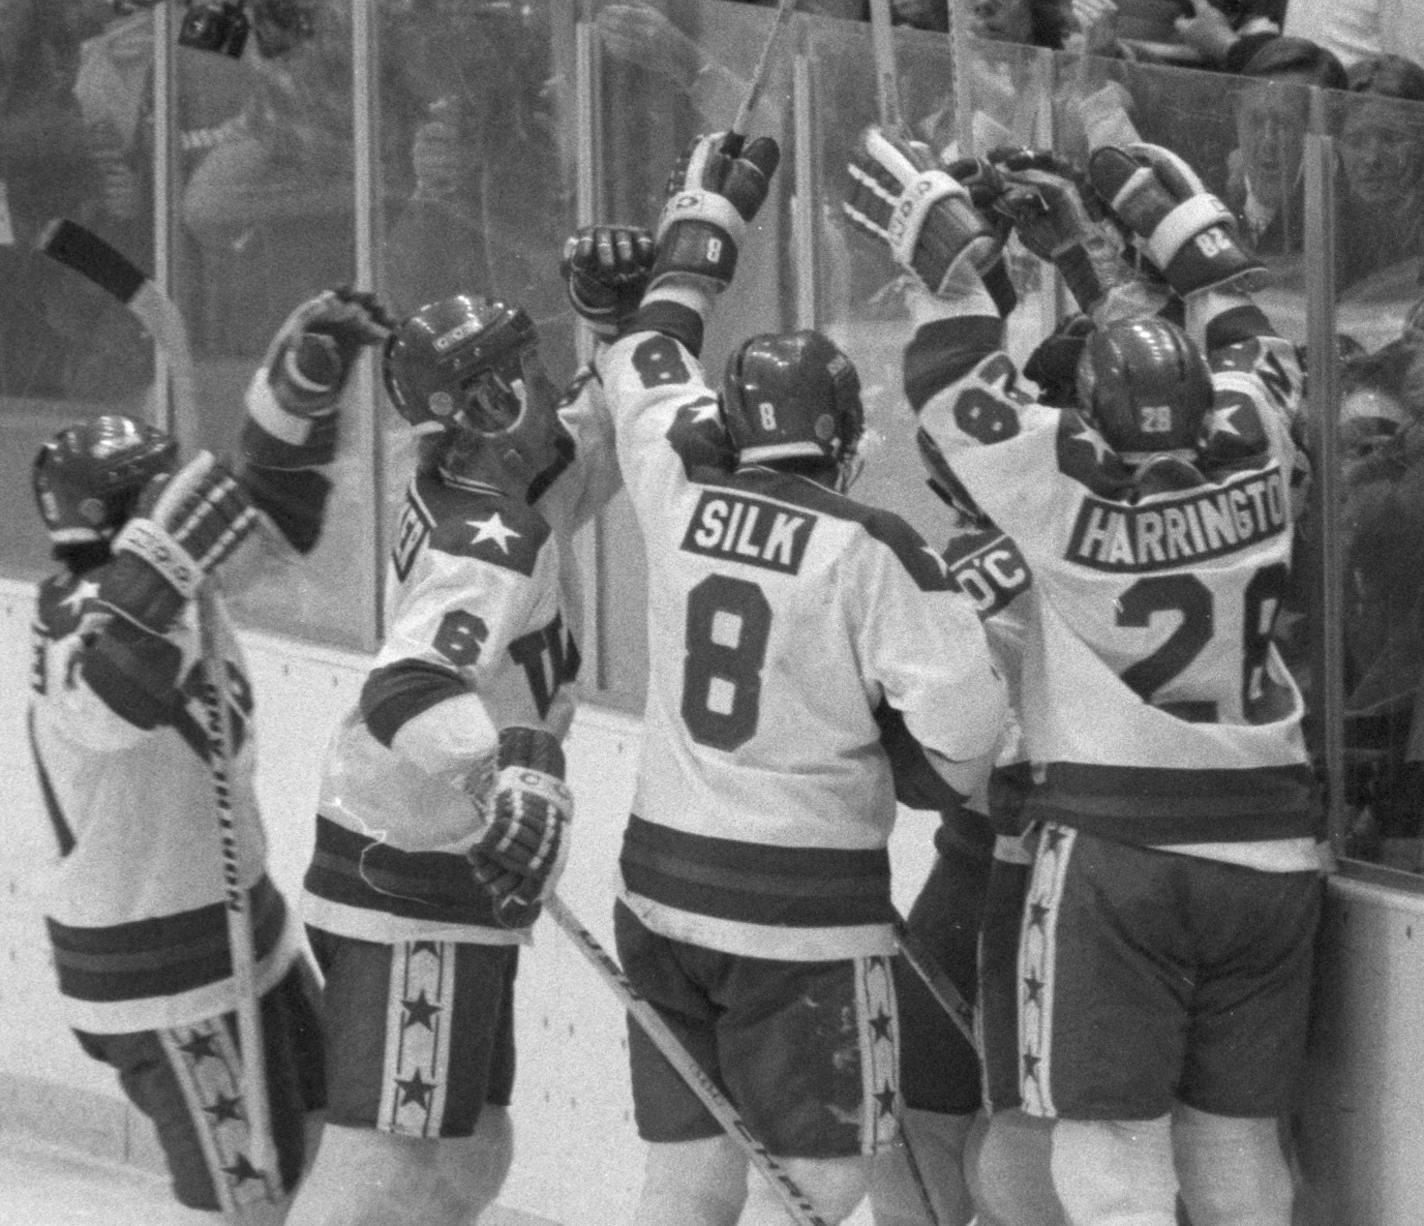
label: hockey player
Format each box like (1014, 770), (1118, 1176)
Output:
(589, 130), (1009, 1226)
(870, 517), (1034, 1226)
(285, 243), (644, 1226)
(846, 126), (1323, 1226)
(28, 289), (393, 1223)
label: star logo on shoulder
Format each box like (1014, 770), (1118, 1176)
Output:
(466, 512), (521, 553)
(59, 579), (98, 618)
(1070, 421), (1114, 465)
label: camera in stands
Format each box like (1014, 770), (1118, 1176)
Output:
(178, 1), (251, 58)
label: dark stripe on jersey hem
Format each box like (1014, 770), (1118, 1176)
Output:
(304, 814), (500, 926)
(620, 814), (893, 927)
(47, 875), (286, 1003)
(1024, 761), (1320, 843)
(903, 315), (1004, 413)
(360, 660), (468, 748)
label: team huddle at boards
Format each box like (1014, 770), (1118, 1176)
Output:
(28, 112), (1318, 1226)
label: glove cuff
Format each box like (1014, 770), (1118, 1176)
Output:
(1142, 192), (1232, 273)
(112, 518), (205, 599)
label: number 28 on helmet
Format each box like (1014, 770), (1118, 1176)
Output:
(1076, 316), (1214, 463)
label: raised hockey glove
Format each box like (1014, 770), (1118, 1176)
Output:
(1087, 142), (1263, 297)
(650, 130), (781, 294)
(844, 125), (1002, 298)
(993, 156), (1131, 312)
(263, 288), (395, 419)
(560, 224), (657, 339)
(96, 452), (260, 635)
(468, 726), (574, 927)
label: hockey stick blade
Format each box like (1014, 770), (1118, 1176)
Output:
(42, 217), (147, 305)
(41, 218), (200, 452)
(726, 0), (796, 155)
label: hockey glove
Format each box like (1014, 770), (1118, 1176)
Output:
(561, 224), (657, 339)
(1087, 142), (1263, 297)
(96, 452), (259, 635)
(243, 288), (394, 476)
(650, 130), (781, 294)
(993, 157), (1131, 312)
(844, 126), (1002, 299)
(468, 726), (574, 927)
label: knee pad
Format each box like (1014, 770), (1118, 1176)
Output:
(1050, 1116), (1178, 1226)
(743, 1154), (870, 1225)
(637, 1136), (747, 1226)
(1173, 1105), (1292, 1226)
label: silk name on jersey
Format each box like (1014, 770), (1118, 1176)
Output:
(681, 488), (815, 575)
(1067, 465), (1288, 573)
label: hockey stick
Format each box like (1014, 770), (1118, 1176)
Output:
(543, 894), (832, 1226)
(40, 218), (280, 1199)
(868, 0), (909, 139)
(725, 0), (797, 154)
(892, 912), (977, 1050)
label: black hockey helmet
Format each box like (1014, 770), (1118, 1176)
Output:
(722, 330), (864, 489)
(1076, 316), (1213, 461)
(32, 415), (177, 546)
(383, 294), (541, 431)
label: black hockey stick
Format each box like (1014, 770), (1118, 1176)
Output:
(40, 218), (280, 1201)
(544, 894), (833, 1226)
(725, 0), (797, 155)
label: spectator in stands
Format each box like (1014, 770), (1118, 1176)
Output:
(1335, 54), (1424, 293)
(1221, 37), (1348, 258)
(183, 1), (421, 356)
(380, 0), (570, 366)
(1285, 0), (1424, 74)
(0, 0), (93, 397)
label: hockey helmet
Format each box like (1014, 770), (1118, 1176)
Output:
(722, 330), (864, 488)
(32, 415), (177, 546)
(1076, 317), (1213, 461)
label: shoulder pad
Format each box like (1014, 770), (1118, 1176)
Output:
(415, 472), (551, 578)
(748, 471), (955, 592)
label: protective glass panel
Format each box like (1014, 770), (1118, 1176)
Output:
(0, 5), (163, 579)
(176, 0), (366, 646)
(1319, 86), (1424, 873)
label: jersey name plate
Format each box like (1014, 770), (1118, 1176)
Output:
(680, 488), (814, 575)
(1066, 467), (1288, 573)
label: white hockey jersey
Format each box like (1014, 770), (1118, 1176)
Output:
(911, 297), (1321, 871)
(303, 371), (620, 945)
(598, 324), (1008, 961)
(30, 571), (301, 1035)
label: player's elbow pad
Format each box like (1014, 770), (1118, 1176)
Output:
(80, 620), (184, 731)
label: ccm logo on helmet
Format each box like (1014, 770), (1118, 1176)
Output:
(435, 318), (483, 352)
